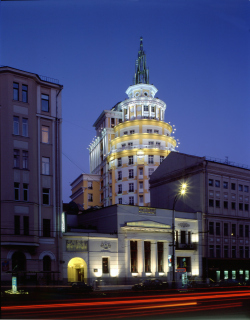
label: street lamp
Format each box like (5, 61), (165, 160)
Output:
(172, 183), (187, 288)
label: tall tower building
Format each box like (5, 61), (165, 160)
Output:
(0, 66), (63, 284)
(71, 38), (177, 208)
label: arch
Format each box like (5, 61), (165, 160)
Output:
(7, 250), (31, 260)
(67, 257), (87, 283)
(39, 251), (56, 261)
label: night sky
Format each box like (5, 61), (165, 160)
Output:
(1, 0), (249, 202)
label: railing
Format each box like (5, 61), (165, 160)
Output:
(176, 243), (197, 250)
(205, 156), (250, 170)
(109, 144), (174, 154)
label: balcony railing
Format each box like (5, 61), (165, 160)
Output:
(176, 243), (197, 250)
(109, 144), (174, 155)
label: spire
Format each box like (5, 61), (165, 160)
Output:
(133, 37), (149, 85)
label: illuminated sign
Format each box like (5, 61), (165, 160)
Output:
(61, 212), (65, 233)
(168, 255), (172, 267)
(66, 240), (88, 252)
(12, 276), (17, 293)
(139, 207), (156, 215)
(176, 268), (186, 272)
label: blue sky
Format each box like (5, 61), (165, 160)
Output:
(1, 0), (249, 202)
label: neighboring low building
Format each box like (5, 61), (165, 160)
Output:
(0, 66), (63, 285)
(150, 152), (250, 282)
(62, 204), (202, 286)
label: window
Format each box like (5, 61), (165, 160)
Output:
(22, 118), (28, 137)
(124, 131), (128, 135)
(245, 204), (249, 211)
(88, 193), (93, 202)
(209, 199), (214, 207)
(88, 181), (93, 189)
(160, 156), (164, 163)
(129, 169), (134, 179)
(130, 130), (135, 134)
(245, 186), (249, 192)
(223, 181), (228, 189)
(13, 116), (19, 135)
(216, 200), (220, 208)
(239, 203), (243, 211)
(118, 171), (122, 180)
(216, 245), (221, 258)
(209, 179), (213, 186)
(13, 82), (19, 100)
(154, 129), (159, 134)
(232, 224), (236, 237)
(245, 225), (249, 238)
(14, 150), (20, 168)
(22, 85), (28, 102)
(42, 188), (50, 205)
(130, 241), (138, 272)
(42, 126), (49, 143)
(118, 198), (122, 204)
(128, 142), (133, 147)
(232, 246), (236, 258)
(14, 215), (20, 235)
(156, 142), (161, 146)
(147, 129), (152, 133)
(23, 183), (28, 201)
(224, 223), (228, 236)
(149, 141), (154, 145)
(215, 180), (220, 187)
(14, 182), (20, 200)
(23, 216), (29, 235)
(102, 258), (109, 273)
(216, 222), (220, 235)
(224, 246), (228, 258)
(240, 246), (244, 258)
(139, 181), (143, 190)
(139, 195), (143, 205)
(224, 201), (228, 209)
(129, 196), (134, 205)
(119, 118), (122, 123)
(129, 183), (134, 192)
(151, 106), (155, 112)
(239, 184), (243, 192)
(231, 202), (236, 210)
(42, 157), (50, 175)
(157, 242), (164, 272)
(181, 230), (186, 244)
(139, 167), (143, 175)
(148, 155), (154, 164)
(177, 257), (191, 272)
(231, 183), (236, 190)
(148, 168), (154, 176)
(117, 157), (122, 167)
(209, 222), (214, 235)
(41, 94), (49, 112)
(128, 156), (133, 165)
(209, 245), (214, 258)
(22, 151), (28, 169)
(144, 241), (151, 272)
(245, 247), (249, 259)
(121, 143), (126, 148)
(111, 118), (115, 127)
(144, 105), (149, 111)
(43, 219), (50, 237)
(118, 184), (122, 194)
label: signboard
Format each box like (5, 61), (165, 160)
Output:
(176, 268), (186, 273)
(168, 255), (172, 267)
(66, 240), (88, 252)
(139, 207), (156, 215)
(12, 276), (17, 293)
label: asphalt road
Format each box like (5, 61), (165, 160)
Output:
(2, 288), (250, 319)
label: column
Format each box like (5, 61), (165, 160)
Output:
(138, 240), (144, 276)
(151, 241), (157, 276)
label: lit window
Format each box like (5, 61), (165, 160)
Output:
(41, 94), (49, 112)
(42, 188), (50, 205)
(129, 169), (134, 179)
(22, 118), (28, 137)
(42, 157), (50, 175)
(42, 126), (49, 143)
(22, 151), (28, 169)
(22, 85), (28, 102)
(13, 116), (19, 135)
(148, 155), (154, 164)
(13, 82), (19, 100)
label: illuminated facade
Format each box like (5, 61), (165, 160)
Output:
(62, 205), (202, 285)
(71, 38), (177, 208)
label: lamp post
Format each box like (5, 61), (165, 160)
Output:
(172, 183), (186, 288)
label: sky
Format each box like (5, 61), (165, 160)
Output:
(1, 0), (249, 203)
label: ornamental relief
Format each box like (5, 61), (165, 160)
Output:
(177, 223), (190, 228)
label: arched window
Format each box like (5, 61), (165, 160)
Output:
(43, 255), (51, 271)
(12, 252), (26, 271)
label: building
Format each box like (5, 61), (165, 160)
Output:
(62, 204), (202, 286)
(150, 152), (250, 282)
(0, 66), (63, 285)
(70, 37), (178, 209)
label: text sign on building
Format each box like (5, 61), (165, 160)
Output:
(139, 207), (156, 215)
(12, 276), (17, 293)
(66, 240), (88, 252)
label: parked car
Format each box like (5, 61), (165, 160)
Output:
(132, 279), (169, 291)
(71, 282), (93, 293)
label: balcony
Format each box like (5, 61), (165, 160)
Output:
(176, 243), (197, 251)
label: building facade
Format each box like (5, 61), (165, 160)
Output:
(71, 38), (178, 208)
(0, 66), (63, 284)
(62, 204), (202, 286)
(150, 152), (250, 282)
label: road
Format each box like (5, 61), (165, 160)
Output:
(2, 289), (250, 319)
